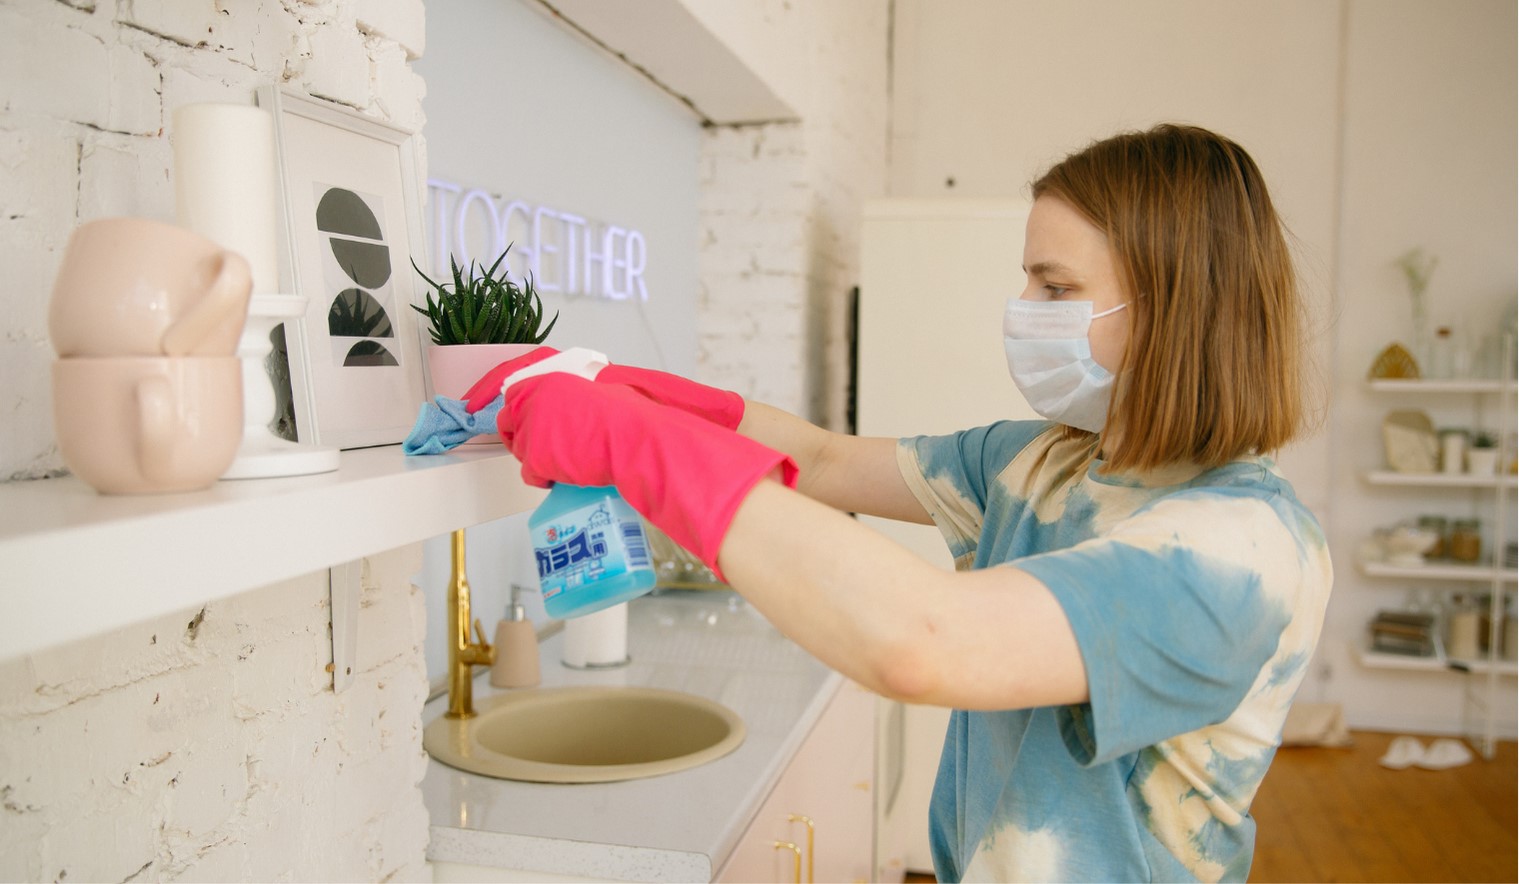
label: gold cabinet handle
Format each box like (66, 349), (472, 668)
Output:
(787, 814), (815, 883)
(773, 841), (802, 884)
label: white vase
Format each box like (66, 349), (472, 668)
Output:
(1466, 447), (1500, 476)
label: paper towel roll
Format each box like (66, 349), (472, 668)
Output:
(172, 103), (281, 295)
(562, 602), (630, 669)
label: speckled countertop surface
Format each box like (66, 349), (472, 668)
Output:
(421, 590), (840, 882)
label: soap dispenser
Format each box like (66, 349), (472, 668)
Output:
(490, 585), (541, 688)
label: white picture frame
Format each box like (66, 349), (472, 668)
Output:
(259, 86), (428, 449)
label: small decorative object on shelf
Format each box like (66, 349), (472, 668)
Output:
(1428, 326), (1457, 379)
(1395, 246), (1438, 369)
(1445, 594), (1482, 661)
(1368, 342), (1420, 379)
(1448, 518), (1482, 563)
(1466, 431), (1499, 475)
(1438, 429), (1468, 474)
(1367, 522), (1442, 567)
(1416, 515), (1448, 560)
(1382, 409), (1439, 473)
(1369, 609), (1437, 657)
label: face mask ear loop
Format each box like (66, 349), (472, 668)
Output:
(1092, 305), (1130, 463)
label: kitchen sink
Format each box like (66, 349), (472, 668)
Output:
(423, 686), (745, 783)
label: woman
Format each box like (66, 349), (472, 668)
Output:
(464, 123), (1332, 882)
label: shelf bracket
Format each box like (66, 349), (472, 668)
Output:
(329, 560), (362, 693)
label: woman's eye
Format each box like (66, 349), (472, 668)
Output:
(1043, 284), (1070, 298)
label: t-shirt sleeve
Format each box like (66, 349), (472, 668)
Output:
(1013, 488), (1305, 766)
(898, 421), (1052, 569)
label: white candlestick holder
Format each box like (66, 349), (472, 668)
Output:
(221, 294), (340, 479)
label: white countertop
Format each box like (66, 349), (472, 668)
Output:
(422, 590), (840, 882)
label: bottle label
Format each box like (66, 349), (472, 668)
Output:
(532, 498), (651, 602)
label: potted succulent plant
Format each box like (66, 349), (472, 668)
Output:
(412, 246), (558, 441)
(1467, 430), (1500, 476)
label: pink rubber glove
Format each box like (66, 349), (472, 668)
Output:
(461, 346), (558, 413)
(596, 363), (744, 430)
(463, 347), (745, 430)
(496, 373), (796, 575)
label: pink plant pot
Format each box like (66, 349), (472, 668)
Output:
(426, 343), (539, 445)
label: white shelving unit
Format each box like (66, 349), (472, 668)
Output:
(1358, 370), (1517, 758)
(1363, 470), (1518, 489)
(1354, 642), (1518, 677)
(0, 445), (544, 662)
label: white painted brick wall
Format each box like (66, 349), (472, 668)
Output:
(693, 2), (890, 429)
(359, 0), (426, 60)
(0, 2), (434, 879)
(698, 124), (811, 414)
(0, 545), (430, 882)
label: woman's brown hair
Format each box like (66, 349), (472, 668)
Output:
(1031, 123), (1307, 472)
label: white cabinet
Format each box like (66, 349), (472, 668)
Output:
(717, 681), (876, 884)
(1354, 376), (1517, 757)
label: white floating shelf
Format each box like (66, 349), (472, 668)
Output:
(0, 445), (545, 662)
(1362, 470), (1517, 489)
(1358, 559), (1519, 583)
(1354, 643), (1518, 677)
(1367, 378), (1515, 394)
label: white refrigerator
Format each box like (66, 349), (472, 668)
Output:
(857, 198), (1037, 878)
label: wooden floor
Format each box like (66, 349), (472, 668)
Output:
(1249, 731), (1516, 883)
(902, 731), (1516, 883)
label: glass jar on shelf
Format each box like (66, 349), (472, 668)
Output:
(1449, 518), (1482, 563)
(1428, 326), (1455, 379)
(1445, 593), (1482, 661)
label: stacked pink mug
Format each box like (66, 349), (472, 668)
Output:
(49, 217), (254, 494)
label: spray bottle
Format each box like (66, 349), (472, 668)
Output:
(528, 484), (657, 619)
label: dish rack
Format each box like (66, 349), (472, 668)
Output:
(645, 523), (728, 591)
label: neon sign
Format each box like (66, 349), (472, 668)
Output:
(427, 178), (648, 302)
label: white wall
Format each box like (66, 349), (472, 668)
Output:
(411, 0), (704, 681)
(886, 0), (1516, 736)
(415, 0), (701, 376)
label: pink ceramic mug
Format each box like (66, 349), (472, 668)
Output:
(52, 357), (243, 494)
(49, 217), (253, 358)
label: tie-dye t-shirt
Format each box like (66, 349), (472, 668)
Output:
(898, 421), (1332, 883)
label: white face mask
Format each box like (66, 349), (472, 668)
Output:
(1003, 298), (1127, 433)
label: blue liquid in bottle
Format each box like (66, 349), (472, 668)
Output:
(529, 484), (657, 619)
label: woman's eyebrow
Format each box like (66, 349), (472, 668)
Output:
(1023, 260), (1078, 278)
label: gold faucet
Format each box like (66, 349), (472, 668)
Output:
(445, 529), (495, 719)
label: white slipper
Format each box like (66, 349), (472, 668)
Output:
(1414, 737), (1474, 770)
(1378, 735), (1426, 769)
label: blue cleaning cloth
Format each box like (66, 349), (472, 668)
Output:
(402, 395), (504, 455)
